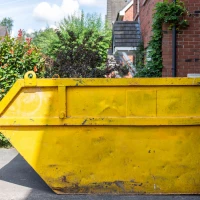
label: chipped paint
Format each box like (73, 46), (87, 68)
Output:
(1, 71), (200, 194)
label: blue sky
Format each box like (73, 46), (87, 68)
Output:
(0, 0), (107, 36)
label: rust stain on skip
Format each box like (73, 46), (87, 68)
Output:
(51, 180), (144, 194)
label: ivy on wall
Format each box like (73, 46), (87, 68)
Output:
(135, 42), (145, 70)
(135, 0), (189, 77)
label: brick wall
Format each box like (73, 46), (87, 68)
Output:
(138, 0), (200, 77)
(139, 0), (162, 48)
(162, 0), (200, 77)
(128, 55), (134, 63)
(123, 5), (134, 21)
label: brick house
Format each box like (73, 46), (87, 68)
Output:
(136, 0), (200, 77)
(116, 0), (134, 21)
(111, 0), (141, 72)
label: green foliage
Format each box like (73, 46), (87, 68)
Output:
(31, 28), (59, 55)
(34, 13), (112, 78)
(0, 134), (11, 148)
(136, 0), (188, 77)
(0, 33), (44, 100)
(0, 17), (14, 35)
(0, 31), (45, 147)
(135, 42), (145, 70)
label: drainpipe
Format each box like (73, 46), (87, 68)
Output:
(172, 0), (176, 77)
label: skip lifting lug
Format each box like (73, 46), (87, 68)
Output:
(24, 71), (37, 86)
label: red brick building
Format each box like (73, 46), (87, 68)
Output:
(113, 1), (141, 66)
(136, 0), (200, 77)
(117, 1), (134, 21)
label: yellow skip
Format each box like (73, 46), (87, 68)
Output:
(1, 71), (200, 194)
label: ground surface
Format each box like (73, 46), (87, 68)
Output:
(0, 148), (200, 200)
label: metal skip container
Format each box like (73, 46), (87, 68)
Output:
(1, 71), (200, 194)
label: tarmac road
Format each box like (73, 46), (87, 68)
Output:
(0, 148), (200, 200)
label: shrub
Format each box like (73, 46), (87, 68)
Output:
(0, 30), (45, 147)
(0, 30), (44, 100)
(32, 13), (112, 78)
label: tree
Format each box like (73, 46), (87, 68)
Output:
(31, 28), (59, 55)
(32, 13), (112, 78)
(0, 17), (14, 35)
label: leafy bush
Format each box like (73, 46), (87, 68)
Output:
(134, 42), (145, 75)
(32, 13), (112, 78)
(31, 28), (59, 56)
(0, 30), (44, 100)
(0, 30), (45, 147)
(0, 134), (12, 148)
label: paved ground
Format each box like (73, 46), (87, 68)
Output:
(0, 148), (200, 200)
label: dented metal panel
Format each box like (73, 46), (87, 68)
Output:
(1, 71), (200, 194)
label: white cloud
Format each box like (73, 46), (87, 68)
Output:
(78, 0), (96, 5)
(33, 0), (80, 23)
(27, 28), (34, 34)
(49, 24), (57, 29)
(11, 30), (15, 38)
(78, 0), (106, 7)
(41, 27), (46, 31)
